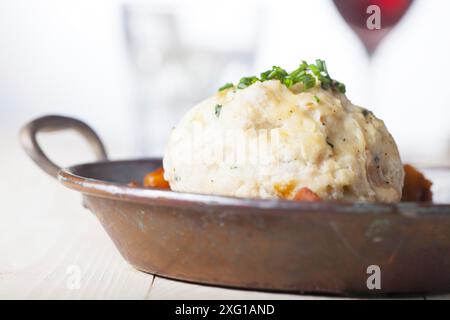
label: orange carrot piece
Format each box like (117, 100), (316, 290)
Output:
(402, 164), (432, 202)
(143, 167), (170, 189)
(294, 187), (321, 202)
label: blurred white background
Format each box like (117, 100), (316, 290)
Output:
(1, 0), (449, 161)
(0, 0), (450, 296)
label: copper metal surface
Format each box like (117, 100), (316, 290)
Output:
(20, 115), (450, 296)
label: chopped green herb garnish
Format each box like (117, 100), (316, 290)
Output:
(260, 66), (289, 82)
(315, 59), (327, 72)
(214, 104), (222, 117)
(335, 81), (346, 93)
(219, 59), (346, 94)
(302, 74), (316, 90)
(218, 83), (234, 91)
(237, 76), (259, 89)
(313, 95), (320, 103)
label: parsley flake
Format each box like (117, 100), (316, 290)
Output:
(214, 104), (222, 117)
(218, 83), (234, 92)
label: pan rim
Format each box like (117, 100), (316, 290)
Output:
(57, 158), (450, 216)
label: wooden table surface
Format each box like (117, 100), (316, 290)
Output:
(1, 131), (449, 300)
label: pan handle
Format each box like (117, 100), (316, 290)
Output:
(20, 115), (108, 179)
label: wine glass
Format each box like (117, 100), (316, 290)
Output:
(333, 0), (414, 56)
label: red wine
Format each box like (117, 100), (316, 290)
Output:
(333, 0), (414, 54)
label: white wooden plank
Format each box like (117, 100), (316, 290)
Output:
(0, 211), (154, 299)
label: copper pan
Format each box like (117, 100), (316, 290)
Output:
(20, 115), (450, 296)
